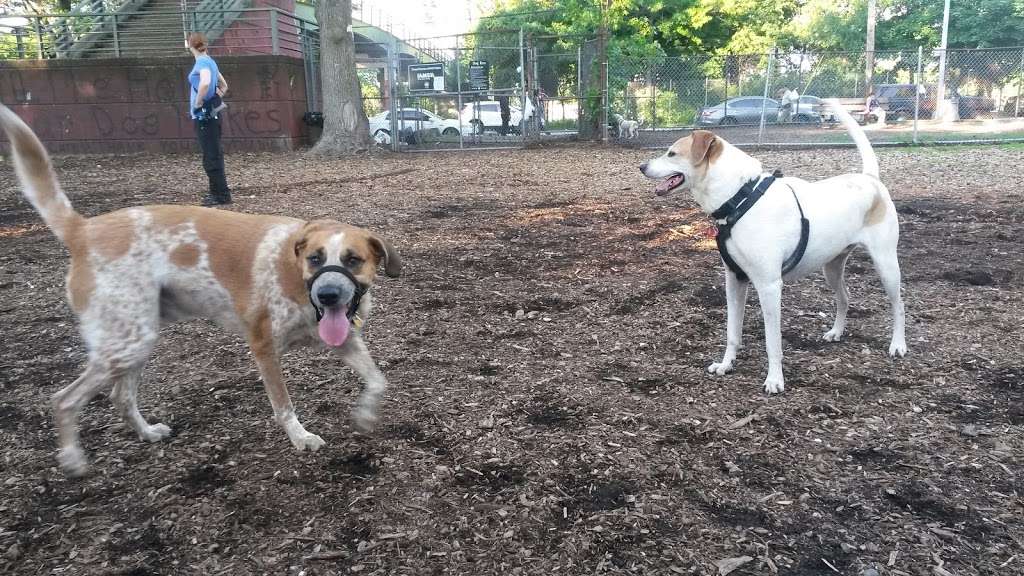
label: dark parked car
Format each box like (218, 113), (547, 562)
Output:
(875, 83), (996, 120)
(953, 91), (996, 119)
(875, 84), (935, 120)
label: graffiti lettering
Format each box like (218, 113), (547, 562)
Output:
(126, 67), (150, 102)
(92, 107), (113, 137)
(154, 73), (180, 103)
(257, 65), (274, 99)
(121, 113), (160, 136)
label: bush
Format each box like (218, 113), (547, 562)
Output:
(653, 90), (697, 126)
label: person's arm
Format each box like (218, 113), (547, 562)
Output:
(194, 68), (212, 109)
(216, 72), (228, 97)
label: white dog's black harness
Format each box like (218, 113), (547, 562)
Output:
(711, 173), (809, 282)
(306, 265), (367, 322)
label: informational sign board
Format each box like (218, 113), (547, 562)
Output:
(409, 62), (445, 93)
(468, 60), (490, 92)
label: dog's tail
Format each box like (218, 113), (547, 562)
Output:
(826, 99), (879, 178)
(0, 105), (83, 243)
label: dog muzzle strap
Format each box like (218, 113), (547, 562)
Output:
(306, 265), (367, 322)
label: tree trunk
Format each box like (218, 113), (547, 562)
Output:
(311, 0), (372, 155)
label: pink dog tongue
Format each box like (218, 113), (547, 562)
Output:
(318, 306), (350, 347)
(654, 174), (684, 196)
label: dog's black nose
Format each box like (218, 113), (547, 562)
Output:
(639, 162), (648, 173)
(317, 286), (343, 307)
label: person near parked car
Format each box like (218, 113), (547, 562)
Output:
(187, 32), (231, 206)
(865, 89), (886, 125)
(536, 88), (547, 132)
(498, 96), (511, 136)
(777, 87), (799, 122)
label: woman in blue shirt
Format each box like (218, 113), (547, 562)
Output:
(187, 32), (231, 206)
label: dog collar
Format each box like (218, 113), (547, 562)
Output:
(305, 265), (367, 323)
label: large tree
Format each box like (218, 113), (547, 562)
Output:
(311, 0), (373, 155)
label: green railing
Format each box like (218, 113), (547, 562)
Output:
(0, 7), (319, 59)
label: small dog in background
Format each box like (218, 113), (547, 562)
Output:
(613, 113), (643, 139)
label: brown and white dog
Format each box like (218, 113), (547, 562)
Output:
(640, 102), (906, 394)
(1, 105), (401, 476)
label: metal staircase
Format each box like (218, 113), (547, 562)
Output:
(54, 0), (248, 58)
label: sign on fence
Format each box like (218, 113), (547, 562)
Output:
(469, 60), (490, 92)
(409, 62), (445, 93)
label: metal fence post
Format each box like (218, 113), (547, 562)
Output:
(603, 56), (609, 142)
(34, 18), (44, 59)
(758, 49), (774, 146)
(1017, 48), (1024, 118)
(390, 38), (400, 152)
(577, 45), (585, 133)
(112, 14), (120, 57)
(649, 63), (655, 129)
(455, 34), (464, 149)
(519, 28), (527, 143)
(913, 46), (922, 144)
(13, 27), (26, 58)
(270, 9), (279, 55)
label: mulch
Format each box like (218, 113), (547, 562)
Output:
(0, 143), (1021, 575)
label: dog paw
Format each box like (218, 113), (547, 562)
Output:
(139, 423), (172, 443)
(57, 446), (89, 477)
(290, 432), (326, 452)
(763, 377), (785, 394)
(707, 361), (734, 376)
(822, 329), (844, 342)
(352, 406), (378, 434)
(889, 340), (908, 358)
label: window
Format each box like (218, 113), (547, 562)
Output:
(400, 110), (430, 121)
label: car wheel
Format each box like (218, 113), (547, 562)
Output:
(720, 116), (738, 126)
(373, 129), (391, 145)
(794, 114), (812, 123)
(442, 127), (459, 136)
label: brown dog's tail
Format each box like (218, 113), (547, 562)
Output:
(0, 105), (83, 243)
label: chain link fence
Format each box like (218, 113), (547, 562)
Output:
(608, 47), (1024, 148)
(367, 30), (590, 151)
(4, 5), (1020, 152)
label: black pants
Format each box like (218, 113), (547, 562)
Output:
(195, 117), (230, 200)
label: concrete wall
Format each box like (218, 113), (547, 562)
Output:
(0, 55), (310, 154)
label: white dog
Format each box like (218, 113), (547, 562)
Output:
(640, 101), (906, 393)
(614, 114), (643, 139)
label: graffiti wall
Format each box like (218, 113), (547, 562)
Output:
(0, 55), (309, 153)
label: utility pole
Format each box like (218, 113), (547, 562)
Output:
(936, 0), (951, 120)
(597, 0), (610, 142)
(865, 0), (876, 97)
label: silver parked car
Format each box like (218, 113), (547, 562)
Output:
(697, 96), (825, 125)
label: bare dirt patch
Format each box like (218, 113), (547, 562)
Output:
(1, 144), (1022, 575)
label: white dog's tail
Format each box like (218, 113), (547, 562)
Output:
(0, 105), (83, 243)
(826, 99), (879, 178)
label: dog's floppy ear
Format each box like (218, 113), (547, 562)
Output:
(368, 233), (402, 278)
(689, 130), (720, 166)
(293, 220), (329, 258)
